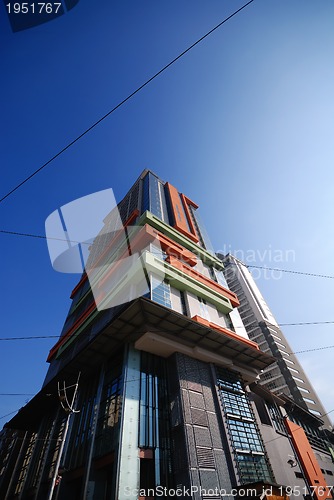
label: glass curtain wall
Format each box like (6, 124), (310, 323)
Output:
(216, 367), (275, 485)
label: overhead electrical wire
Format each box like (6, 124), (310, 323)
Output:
(279, 321), (334, 326)
(1, 334), (334, 360)
(246, 264), (334, 280)
(291, 345), (334, 355)
(2, 229), (334, 282)
(0, 393), (34, 396)
(0, 0), (254, 205)
(0, 410), (21, 421)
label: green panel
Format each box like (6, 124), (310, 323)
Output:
(329, 446), (334, 462)
(138, 211), (225, 270)
(56, 246), (232, 359)
(56, 309), (100, 358)
(144, 252), (233, 314)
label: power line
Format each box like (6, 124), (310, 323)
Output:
(2, 229), (334, 283)
(291, 345), (334, 355)
(0, 335), (59, 341)
(222, 321), (334, 330)
(0, 0), (254, 205)
(279, 321), (334, 326)
(0, 410), (21, 421)
(320, 408), (334, 418)
(0, 393), (34, 396)
(1, 335), (334, 359)
(247, 264), (334, 280)
(1, 323), (334, 342)
(0, 229), (47, 240)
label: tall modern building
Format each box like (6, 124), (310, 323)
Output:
(220, 254), (332, 430)
(0, 170), (333, 500)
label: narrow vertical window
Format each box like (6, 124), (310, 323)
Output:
(180, 291), (188, 316)
(198, 296), (210, 321)
(151, 276), (172, 309)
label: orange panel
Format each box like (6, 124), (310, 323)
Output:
(165, 183), (199, 243)
(47, 300), (97, 361)
(180, 193), (198, 237)
(192, 315), (260, 351)
(284, 419), (332, 500)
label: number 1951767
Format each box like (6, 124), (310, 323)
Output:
(6, 3), (62, 14)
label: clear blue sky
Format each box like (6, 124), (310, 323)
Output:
(1, 0), (334, 425)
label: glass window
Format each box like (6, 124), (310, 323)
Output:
(141, 173), (150, 213)
(150, 244), (167, 261)
(94, 362), (123, 458)
(214, 269), (229, 288)
(198, 296), (210, 321)
(303, 397), (316, 404)
(142, 173), (169, 223)
(216, 367), (274, 485)
(151, 277), (172, 309)
(138, 353), (172, 488)
(180, 291), (188, 316)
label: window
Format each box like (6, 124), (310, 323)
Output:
(151, 276), (172, 309)
(94, 361), (123, 458)
(267, 402), (287, 434)
(214, 269), (229, 288)
(216, 367), (274, 484)
(276, 342), (287, 349)
(150, 244), (167, 261)
(292, 377), (305, 384)
(303, 397), (316, 405)
(198, 296), (210, 321)
(180, 291), (188, 316)
(139, 353), (172, 488)
(297, 387), (310, 394)
(309, 409), (322, 416)
(142, 172), (169, 223)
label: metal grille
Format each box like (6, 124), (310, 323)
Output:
(196, 447), (215, 468)
(194, 426), (211, 447)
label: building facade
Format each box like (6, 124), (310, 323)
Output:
(0, 170), (333, 500)
(220, 254), (334, 483)
(219, 255), (332, 428)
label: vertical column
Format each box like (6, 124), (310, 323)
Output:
(115, 345), (141, 499)
(83, 365), (105, 500)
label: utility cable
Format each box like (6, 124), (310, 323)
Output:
(2, 229), (334, 281)
(290, 345), (334, 355)
(0, 410), (21, 421)
(0, 393), (34, 396)
(0, 0), (254, 204)
(1, 324), (334, 342)
(279, 321), (334, 326)
(246, 264), (334, 279)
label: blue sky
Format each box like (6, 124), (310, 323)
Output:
(1, 0), (333, 425)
